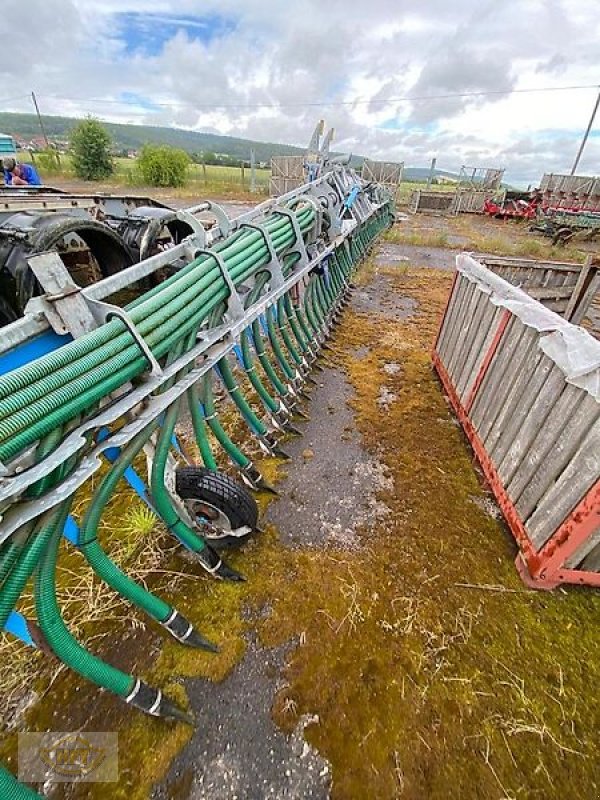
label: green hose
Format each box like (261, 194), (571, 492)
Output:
(78, 423), (172, 621)
(0, 204), (320, 461)
(0, 770), (42, 800)
(239, 276), (281, 416)
(36, 500), (134, 697)
(187, 381), (218, 470)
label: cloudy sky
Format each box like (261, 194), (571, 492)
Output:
(2, 0), (599, 184)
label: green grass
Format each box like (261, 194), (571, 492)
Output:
(395, 180), (454, 204)
(385, 224), (587, 263)
(19, 151), (271, 195)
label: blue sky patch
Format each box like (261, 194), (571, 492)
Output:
(118, 92), (162, 113)
(115, 12), (236, 55)
(379, 117), (402, 131)
(378, 117), (439, 134)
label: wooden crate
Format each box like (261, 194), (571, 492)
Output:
(433, 254), (600, 589)
(479, 255), (600, 338)
(269, 156), (305, 197)
(409, 190), (455, 214)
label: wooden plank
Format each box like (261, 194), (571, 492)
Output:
(451, 287), (494, 394)
(470, 318), (526, 430)
(505, 384), (581, 501)
(445, 282), (485, 382)
(487, 354), (555, 468)
(495, 362), (567, 486)
(526, 418), (600, 549)
(572, 269), (600, 327)
(527, 286), (575, 300)
(436, 273), (465, 357)
(477, 327), (540, 444)
(437, 275), (472, 364)
(455, 303), (503, 400)
(514, 393), (598, 519)
(574, 530), (600, 571)
(481, 255), (579, 271)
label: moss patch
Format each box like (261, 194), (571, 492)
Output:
(257, 264), (600, 799)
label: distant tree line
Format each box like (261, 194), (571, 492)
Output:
(190, 151), (250, 168)
(0, 111), (301, 163)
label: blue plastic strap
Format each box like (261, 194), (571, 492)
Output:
(5, 611), (36, 647)
(233, 343), (244, 366)
(0, 330), (71, 377)
(63, 515), (80, 545)
(344, 186), (360, 210)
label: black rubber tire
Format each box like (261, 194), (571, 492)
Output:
(175, 466), (259, 548)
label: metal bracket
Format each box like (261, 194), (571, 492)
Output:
(238, 221), (285, 290)
(204, 201), (232, 240)
(183, 200), (231, 241)
(293, 195), (324, 244)
(27, 251), (162, 376)
(270, 206), (309, 273)
(175, 209), (207, 248)
(194, 248), (245, 323)
(86, 297), (163, 377)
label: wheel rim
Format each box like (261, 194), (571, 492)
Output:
(184, 499), (233, 533)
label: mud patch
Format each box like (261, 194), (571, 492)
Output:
(351, 273), (417, 320)
(350, 344), (371, 359)
(153, 636), (330, 800)
(267, 367), (392, 550)
(377, 242), (456, 271)
(375, 243), (410, 265)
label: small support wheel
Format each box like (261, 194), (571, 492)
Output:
(175, 466), (259, 549)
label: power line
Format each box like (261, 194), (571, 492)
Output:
(35, 83), (600, 112)
(0, 94), (32, 105)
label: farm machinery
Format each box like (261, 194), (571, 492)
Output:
(529, 207), (600, 245)
(484, 193), (600, 245)
(0, 188), (213, 326)
(0, 122), (394, 797)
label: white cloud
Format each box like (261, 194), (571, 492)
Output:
(1, 0), (599, 183)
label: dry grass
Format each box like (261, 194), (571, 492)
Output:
(387, 216), (588, 263)
(0, 498), (173, 724)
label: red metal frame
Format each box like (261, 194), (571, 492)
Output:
(432, 321), (600, 590)
(464, 309), (511, 413)
(433, 270), (458, 350)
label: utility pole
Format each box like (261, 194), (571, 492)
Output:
(31, 91), (50, 149)
(570, 87), (600, 176)
(426, 156), (437, 188)
(250, 149), (256, 193)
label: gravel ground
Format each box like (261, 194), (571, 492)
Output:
(153, 636), (330, 800)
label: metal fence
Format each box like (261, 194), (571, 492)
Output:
(433, 254), (600, 590)
(539, 173), (600, 211)
(409, 190), (455, 214)
(409, 188), (506, 215)
(361, 159), (403, 199)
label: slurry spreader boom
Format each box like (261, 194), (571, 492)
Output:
(0, 138), (393, 796)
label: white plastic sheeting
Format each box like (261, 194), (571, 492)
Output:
(456, 254), (600, 401)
